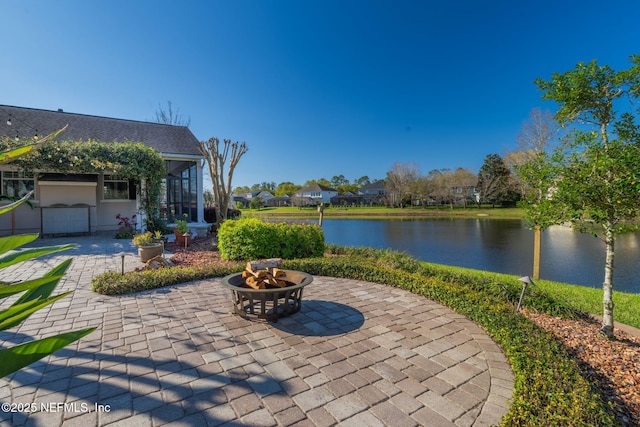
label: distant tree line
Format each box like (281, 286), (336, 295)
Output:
(230, 150), (527, 209)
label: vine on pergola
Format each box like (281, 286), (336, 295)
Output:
(0, 138), (165, 222)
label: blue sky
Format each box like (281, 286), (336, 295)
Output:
(2, 1), (639, 189)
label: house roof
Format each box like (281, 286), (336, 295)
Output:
(298, 183), (338, 193)
(0, 105), (202, 157)
(359, 180), (385, 191)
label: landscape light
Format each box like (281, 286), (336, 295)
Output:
(516, 276), (535, 311)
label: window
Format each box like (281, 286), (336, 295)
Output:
(2, 171), (34, 199)
(103, 175), (129, 200)
(164, 160), (197, 222)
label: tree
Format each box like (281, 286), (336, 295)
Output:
(526, 55), (640, 337)
(354, 176), (371, 188)
(452, 168), (477, 208)
(275, 182), (301, 197)
(249, 196), (263, 210)
(234, 185), (251, 194)
(476, 154), (513, 207)
(154, 100), (191, 126)
(509, 108), (561, 279)
(199, 137), (248, 224)
(304, 178), (332, 188)
(384, 162), (420, 207)
(203, 189), (215, 207)
(330, 175), (349, 189)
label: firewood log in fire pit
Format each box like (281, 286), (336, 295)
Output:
(241, 258), (306, 289)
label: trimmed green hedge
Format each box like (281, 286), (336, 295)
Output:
(217, 217), (324, 260)
(91, 263), (242, 295)
(90, 246), (618, 425)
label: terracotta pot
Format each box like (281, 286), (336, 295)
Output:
(138, 244), (163, 262)
(174, 230), (192, 247)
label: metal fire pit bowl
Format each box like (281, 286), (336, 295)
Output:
(221, 270), (313, 322)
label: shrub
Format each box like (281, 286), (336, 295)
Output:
(91, 263), (243, 295)
(218, 218), (324, 260)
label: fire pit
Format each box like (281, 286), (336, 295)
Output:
(221, 264), (313, 321)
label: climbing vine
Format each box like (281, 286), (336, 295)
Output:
(0, 138), (165, 223)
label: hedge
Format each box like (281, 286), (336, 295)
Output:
(217, 217), (324, 260)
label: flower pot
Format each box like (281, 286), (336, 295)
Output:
(138, 244), (163, 262)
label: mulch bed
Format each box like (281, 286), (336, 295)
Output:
(165, 236), (640, 425)
(522, 309), (640, 426)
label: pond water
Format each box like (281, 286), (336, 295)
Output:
(319, 218), (640, 294)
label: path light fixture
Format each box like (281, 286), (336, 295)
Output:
(516, 276), (535, 311)
(117, 252), (127, 275)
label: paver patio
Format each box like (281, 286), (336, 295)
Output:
(0, 235), (513, 426)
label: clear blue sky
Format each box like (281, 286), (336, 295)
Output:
(2, 1), (639, 189)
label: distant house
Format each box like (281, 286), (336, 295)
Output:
(0, 105), (208, 236)
(293, 184), (338, 206)
(231, 195), (250, 209)
(233, 191), (291, 208)
(357, 180), (386, 205)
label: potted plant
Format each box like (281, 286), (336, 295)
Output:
(152, 230), (168, 247)
(173, 215), (192, 247)
(132, 231), (163, 262)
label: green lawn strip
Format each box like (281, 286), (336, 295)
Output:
(246, 206), (525, 220)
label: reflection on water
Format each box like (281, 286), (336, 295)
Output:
(321, 218), (640, 294)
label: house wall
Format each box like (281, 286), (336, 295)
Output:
(97, 200), (137, 232)
(0, 204), (41, 235)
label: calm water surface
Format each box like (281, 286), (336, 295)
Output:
(320, 218), (640, 294)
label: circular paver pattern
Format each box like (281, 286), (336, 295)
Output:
(1, 254), (513, 427)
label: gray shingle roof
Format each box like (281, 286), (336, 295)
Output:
(0, 105), (202, 157)
(298, 183), (338, 193)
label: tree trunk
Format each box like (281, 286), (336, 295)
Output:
(601, 224), (615, 337)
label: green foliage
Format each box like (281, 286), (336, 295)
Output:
(324, 245), (581, 319)
(0, 142), (95, 377)
(131, 232), (154, 246)
(174, 215), (189, 233)
(217, 217), (324, 260)
(529, 55), (640, 335)
(282, 254), (616, 426)
(91, 264), (243, 295)
(249, 196), (263, 210)
(1, 139), (165, 221)
(477, 154), (517, 207)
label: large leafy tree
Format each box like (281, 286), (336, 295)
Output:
(524, 55), (640, 337)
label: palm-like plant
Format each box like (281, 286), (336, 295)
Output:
(0, 127), (95, 377)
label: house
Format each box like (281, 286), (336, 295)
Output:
(357, 180), (386, 205)
(233, 191), (291, 208)
(293, 184), (338, 206)
(0, 105), (209, 236)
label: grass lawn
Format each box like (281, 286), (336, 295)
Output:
(244, 205), (526, 220)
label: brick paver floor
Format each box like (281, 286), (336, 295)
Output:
(0, 235), (513, 426)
